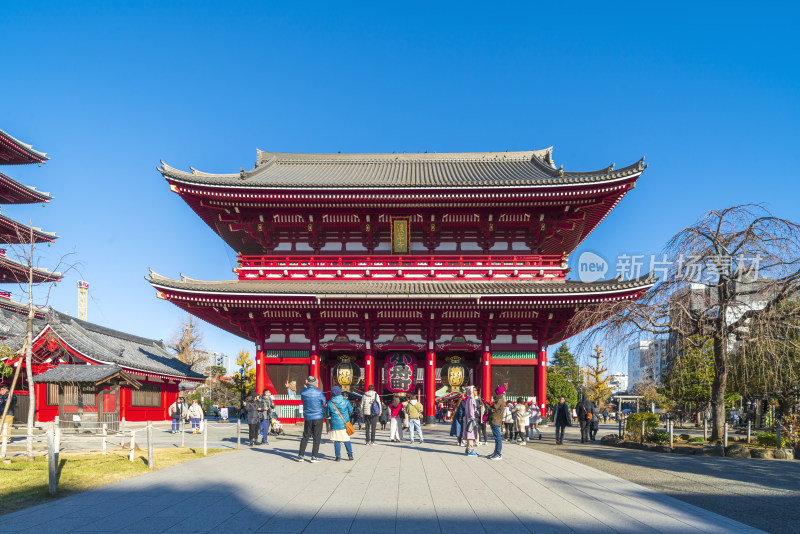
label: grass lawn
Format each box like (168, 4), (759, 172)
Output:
(0, 447), (229, 515)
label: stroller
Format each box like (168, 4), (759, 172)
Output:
(269, 412), (285, 436)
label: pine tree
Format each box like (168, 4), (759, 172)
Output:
(585, 344), (613, 405)
(550, 342), (580, 385)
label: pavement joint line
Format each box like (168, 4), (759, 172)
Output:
(516, 448), (689, 533)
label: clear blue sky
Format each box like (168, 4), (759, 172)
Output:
(3, 2), (798, 373)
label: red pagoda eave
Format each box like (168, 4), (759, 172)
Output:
(0, 253), (62, 283)
(0, 129), (48, 165)
(166, 174), (640, 201)
(0, 212), (57, 243)
(0, 172), (52, 204)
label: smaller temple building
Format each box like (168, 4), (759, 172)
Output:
(1, 309), (204, 424)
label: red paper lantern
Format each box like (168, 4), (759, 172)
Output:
(383, 351), (417, 393)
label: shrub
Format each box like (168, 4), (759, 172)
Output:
(648, 429), (670, 445)
(626, 413), (659, 441)
(756, 433), (776, 448)
(688, 437), (705, 443)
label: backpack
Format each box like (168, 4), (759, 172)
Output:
(372, 395), (381, 416)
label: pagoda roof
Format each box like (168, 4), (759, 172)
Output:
(0, 295), (48, 319)
(0, 128), (48, 165)
(0, 171), (52, 204)
(0, 212), (57, 244)
(0, 252), (62, 283)
(160, 147), (646, 190)
(148, 270), (653, 300)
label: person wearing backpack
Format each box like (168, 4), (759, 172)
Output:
(325, 386), (355, 461)
(404, 394), (424, 444)
(168, 396), (188, 433)
(360, 385), (381, 445)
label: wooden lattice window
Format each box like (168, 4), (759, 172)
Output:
(46, 384), (59, 406)
(49, 385), (97, 407)
(131, 385), (161, 407)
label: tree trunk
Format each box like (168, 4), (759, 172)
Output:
(25, 284), (35, 461)
(710, 331), (728, 441)
(25, 228), (35, 462)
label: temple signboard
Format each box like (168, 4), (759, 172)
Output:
(390, 216), (410, 254)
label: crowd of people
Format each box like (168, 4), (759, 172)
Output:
(217, 375), (610, 463)
(290, 376), (600, 463)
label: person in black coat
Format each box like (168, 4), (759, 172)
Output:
(551, 396), (572, 445)
(245, 396), (260, 446)
(575, 397), (595, 443)
(449, 397), (465, 446)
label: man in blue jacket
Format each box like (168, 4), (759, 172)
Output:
(297, 376), (326, 462)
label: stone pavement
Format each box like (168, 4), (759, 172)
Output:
(1, 425), (764, 533)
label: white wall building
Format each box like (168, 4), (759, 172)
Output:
(205, 351), (231, 376)
(628, 339), (670, 388)
(608, 372), (628, 394)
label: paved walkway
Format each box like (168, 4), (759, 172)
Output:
(2, 425), (763, 533)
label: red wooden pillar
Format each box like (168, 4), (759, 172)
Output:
(424, 346), (436, 424)
(536, 347), (548, 418)
(364, 344), (375, 391)
(120, 386), (127, 421)
(309, 345), (321, 386)
(255, 338), (267, 395)
(481, 349), (492, 402)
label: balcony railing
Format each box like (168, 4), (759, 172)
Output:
(236, 254), (567, 281)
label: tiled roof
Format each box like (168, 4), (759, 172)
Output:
(0, 212), (57, 243)
(48, 311), (205, 380)
(159, 147), (646, 189)
(50, 310), (204, 384)
(0, 253), (62, 283)
(0, 128), (48, 165)
(148, 271), (654, 298)
(0, 171), (52, 204)
(33, 364), (138, 385)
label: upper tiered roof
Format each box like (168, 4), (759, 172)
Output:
(0, 128), (48, 165)
(0, 212), (57, 244)
(160, 147), (645, 189)
(0, 171), (52, 204)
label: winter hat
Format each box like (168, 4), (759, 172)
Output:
(307, 376), (318, 387)
(494, 386), (505, 395)
(331, 386), (342, 396)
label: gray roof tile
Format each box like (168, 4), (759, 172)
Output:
(148, 271), (654, 298)
(160, 148), (646, 189)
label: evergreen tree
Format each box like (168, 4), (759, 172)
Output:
(551, 342), (580, 385)
(547, 370), (578, 408)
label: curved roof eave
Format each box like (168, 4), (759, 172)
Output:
(157, 147), (646, 191)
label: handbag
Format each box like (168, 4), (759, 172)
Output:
(466, 418), (476, 434)
(331, 401), (355, 436)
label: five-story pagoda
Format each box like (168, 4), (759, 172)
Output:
(149, 147), (652, 422)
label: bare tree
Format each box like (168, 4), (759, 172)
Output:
(169, 315), (207, 371)
(569, 205), (800, 440)
(0, 222), (77, 460)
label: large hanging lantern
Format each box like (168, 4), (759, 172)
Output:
(333, 354), (361, 391)
(384, 351), (417, 393)
(441, 355), (468, 391)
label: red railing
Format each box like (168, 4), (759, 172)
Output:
(236, 254), (567, 281)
